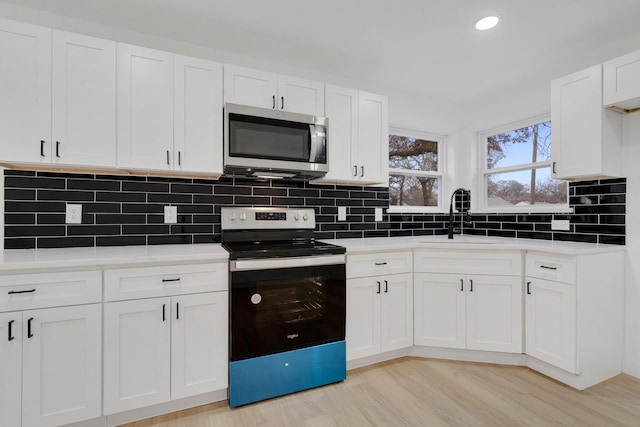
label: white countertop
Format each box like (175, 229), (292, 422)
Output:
(0, 244), (229, 272)
(321, 235), (626, 256)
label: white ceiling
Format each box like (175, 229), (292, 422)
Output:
(3, 0), (640, 104)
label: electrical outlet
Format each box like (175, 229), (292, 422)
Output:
(164, 206), (178, 224)
(375, 208), (383, 222)
(338, 206), (347, 221)
(65, 204), (82, 224)
(551, 219), (570, 230)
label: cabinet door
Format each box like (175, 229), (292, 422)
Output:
(171, 292), (228, 400)
(52, 30), (116, 168)
(525, 277), (577, 373)
(104, 298), (171, 414)
(22, 304), (102, 427)
(466, 275), (522, 353)
(117, 44), (174, 170)
(414, 273), (465, 349)
(346, 277), (381, 360)
(223, 64), (277, 109)
(380, 273), (413, 353)
(174, 55), (223, 175)
(357, 91), (389, 184)
(318, 85), (358, 182)
(277, 75), (324, 115)
(603, 49), (640, 110)
(0, 313), (22, 427)
(0, 19), (52, 163)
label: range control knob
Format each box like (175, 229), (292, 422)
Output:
(302, 213), (309, 221)
(239, 213), (247, 221)
(229, 213), (237, 221)
(293, 213), (301, 221)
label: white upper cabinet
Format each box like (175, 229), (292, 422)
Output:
(603, 48), (640, 111)
(551, 64), (622, 181)
(117, 43), (174, 171)
(0, 20), (117, 168)
(118, 45), (223, 175)
(0, 20), (51, 164)
(174, 55), (223, 175)
(224, 64), (324, 116)
(315, 85), (388, 185)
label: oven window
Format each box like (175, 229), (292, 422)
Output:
(255, 276), (327, 326)
(229, 114), (311, 162)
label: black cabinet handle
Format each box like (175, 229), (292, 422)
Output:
(353, 165), (358, 176)
(527, 281), (532, 295)
(360, 166), (364, 177)
(27, 317), (34, 338)
(540, 265), (557, 270)
(280, 96), (284, 110)
(56, 141), (60, 158)
(272, 95), (275, 109)
(166, 150), (170, 165)
(162, 278), (180, 283)
(8, 289), (36, 295)
(552, 161), (557, 174)
(176, 302), (180, 320)
(460, 278), (464, 292)
(8, 320), (14, 342)
(178, 151), (181, 166)
(162, 304), (166, 322)
(40, 140), (45, 157)
(374, 262), (387, 266)
(470, 279), (473, 292)
(376, 281), (381, 294)
(384, 280), (388, 293)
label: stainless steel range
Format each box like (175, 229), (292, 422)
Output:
(221, 207), (346, 407)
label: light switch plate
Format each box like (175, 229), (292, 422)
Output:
(338, 206), (347, 221)
(65, 204), (82, 224)
(375, 208), (383, 222)
(551, 219), (570, 230)
(164, 206), (178, 224)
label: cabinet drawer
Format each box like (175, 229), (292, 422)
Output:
(347, 251), (412, 278)
(104, 262), (228, 301)
(525, 252), (576, 284)
(413, 249), (521, 276)
(0, 270), (102, 312)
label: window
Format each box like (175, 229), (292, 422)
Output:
(388, 129), (443, 211)
(480, 116), (568, 211)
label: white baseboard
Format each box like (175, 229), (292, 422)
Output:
(623, 358), (640, 379)
(347, 348), (409, 370)
(409, 346), (527, 366)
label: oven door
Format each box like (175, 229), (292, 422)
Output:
(229, 255), (345, 361)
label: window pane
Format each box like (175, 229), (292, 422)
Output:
(389, 134), (438, 172)
(487, 121), (551, 169)
(389, 174), (439, 207)
(486, 167), (567, 207)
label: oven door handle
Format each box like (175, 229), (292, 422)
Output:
(230, 254), (346, 272)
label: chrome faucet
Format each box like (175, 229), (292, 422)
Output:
(448, 188), (471, 239)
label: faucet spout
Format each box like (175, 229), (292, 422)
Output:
(448, 188), (470, 239)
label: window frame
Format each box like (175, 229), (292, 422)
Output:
(387, 127), (445, 213)
(477, 114), (571, 213)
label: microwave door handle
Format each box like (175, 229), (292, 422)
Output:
(309, 125), (321, 162)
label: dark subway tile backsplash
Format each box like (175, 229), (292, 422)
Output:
(3, 170), (626, 248)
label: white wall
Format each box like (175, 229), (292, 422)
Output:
(623, 113), (640, 378)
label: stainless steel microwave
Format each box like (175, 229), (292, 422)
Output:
(224, 103), (328, 180)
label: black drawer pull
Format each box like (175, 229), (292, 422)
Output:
(27, 317), (34, 338)
(527, 281), (532, 295)
(376, 281), (381, 294)
(8, 289), (36, 295)
(384, 280), (388, 293)
(272, 95), (276, 109)
(280, 96), (284, 110)
(374, 262), (387, 266)
(540, 265), (558, 270)
(8, 320), (15, 341)
(162, 278), (181, 283)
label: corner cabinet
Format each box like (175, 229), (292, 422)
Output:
(603, 48), (640, 111)
(413, 249), (523, 354)
(0, 20), (117, 168)
(103, 262), (228, 415)
(524, 250), (625, 388)
(117, 44), (223, 176)
(0, 270), (102, 427)
(550, 64), (623, 180)
(346, 251), (413, 361)
(223, 64), (324, 116)
(314, 85), (389, 185)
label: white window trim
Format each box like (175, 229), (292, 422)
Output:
(477, 114), (572, 214)
(388, 127), (446, 213)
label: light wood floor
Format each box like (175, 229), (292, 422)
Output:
(122, 357), (640, 427)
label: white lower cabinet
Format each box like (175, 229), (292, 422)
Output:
(525, 276), (577, 373)
(414, 273), (522, 353)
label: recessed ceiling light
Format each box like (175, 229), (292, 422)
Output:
(475, 16), (499, 31)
